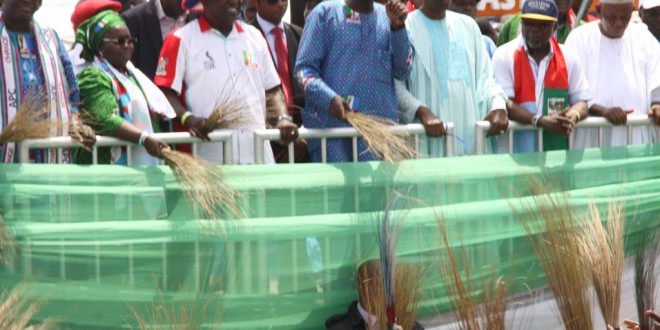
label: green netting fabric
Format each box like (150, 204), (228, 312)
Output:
(1, 144), (659, 329)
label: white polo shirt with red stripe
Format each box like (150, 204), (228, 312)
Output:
(155, 17), (280, 164)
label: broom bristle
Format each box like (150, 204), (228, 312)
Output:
(577, 201), (624, 328)
(345, 112), (416, 162)
(436, 215), (514, 330)
(436, 219), (480, 330)
(203, 104), (247, 132)
(161, 149), (243, 221)
(360, 262), (424, 330)
(0, 216), (15, 265)
(0, 284), (51, 330)
(203, 86), (255, 132)
(481, 274), (510, 330)
(128, 292), (222, 330)
(513, 177), (593, 330)
(0, 89), (60, 144)
(633, 219), (660, 330)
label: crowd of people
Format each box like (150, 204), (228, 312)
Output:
(0, 0), (658, 165)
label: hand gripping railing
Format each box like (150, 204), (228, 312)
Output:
(475, 115), (656, 155)
(18, 131), (234, 165)
(253, 123), (456, 164)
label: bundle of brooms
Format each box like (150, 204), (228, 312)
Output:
(361, 193), (424, 330)
(0, 285), (52, 330)
(0, 216), (15, 265)
(577, 201), (625, 329)
(0, 231), (51, 330)
(360, 262), (424, 330)
(160, 149), (242, 221)
(0, 91), (58, 145)
(436, 217), (512, 330)
(128, 292), (223, 330)
(512, 180), (593, 330)
(0, 88), (91, 152)
(629, 218), (660, 330)
(203, 101), (247, 132)
(344, 112), (416, 162)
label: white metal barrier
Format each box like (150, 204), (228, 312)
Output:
(18, 131), (234, 165)
(475, 115), (657, 154)
(253, 123), (456, 164)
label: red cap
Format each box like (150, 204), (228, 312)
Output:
(71, 0), (123, 31)
(181, 0), (204, 12)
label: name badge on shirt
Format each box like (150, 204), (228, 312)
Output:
(345, 95), (360, 112)
(243, 51), (259, 68)
(344, 5), (361, 24)
(546, 97), (566, 115)
(18, 34), (29, 58)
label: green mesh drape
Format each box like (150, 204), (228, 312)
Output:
(1, 144), (659, 329)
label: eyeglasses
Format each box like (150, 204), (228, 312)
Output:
(102, 37), (138, 47)
(266, 0), (285, 5)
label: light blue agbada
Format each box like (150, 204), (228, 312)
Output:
(396, 11), (507, 156)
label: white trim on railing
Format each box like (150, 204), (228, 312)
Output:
(253, 123), (456, 164)
(17, 131), (234, 165)
(474, 115), (656, 155)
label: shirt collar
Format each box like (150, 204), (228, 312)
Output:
(199, 16), (244, 34)
(356, 302), (378, 328)
(256, 14), (284, 34)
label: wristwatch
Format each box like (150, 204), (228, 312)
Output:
(277, 114), (293, 123)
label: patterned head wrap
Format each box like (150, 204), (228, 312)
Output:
(75, 10), (127, 62)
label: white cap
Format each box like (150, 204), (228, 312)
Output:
(640, 0), (660, 9)
(599, 0), (634, 4)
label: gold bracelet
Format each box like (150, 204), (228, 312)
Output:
(180, 111), (193, 126)
(570, 110), (581, 122)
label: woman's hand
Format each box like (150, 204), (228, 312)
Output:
(143, 136), (170, 159)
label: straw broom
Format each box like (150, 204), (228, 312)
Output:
(344, 112), (416, 162)
(203, 83), (255, 132)
(361, 193), (423, 330)
(480, 273), (510, 330)
(514, 185), (593, 330)
(0, 93), (55, 145)
(0, 216), (15, 265)
(128, 292), (222, 330)
(577, 201), (624, 329)
(436, 218), (480, 330)
(360, 262), (424, 330)
(436, 216), (512, 330)
(0, 284), (51, 330)
(379, 194), (400, 330)
(0, 87), (91, 151)
(203, 100), (248, 132)
(160, 149), (242, 220)
(631, 219), (660, 330)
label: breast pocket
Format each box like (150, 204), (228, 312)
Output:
(373, 49), (393, 84)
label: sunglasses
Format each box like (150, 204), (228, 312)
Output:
(103, 37), (138, 47)
(266, 0), (285, 4)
